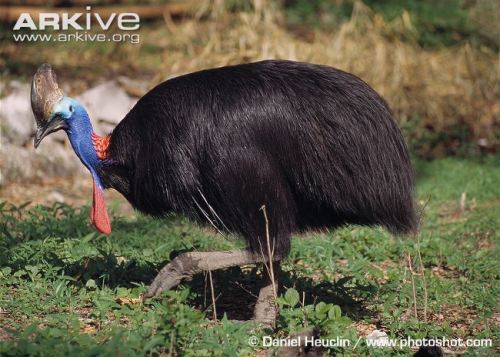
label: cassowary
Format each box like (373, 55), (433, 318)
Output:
(31, 60), (416, 326)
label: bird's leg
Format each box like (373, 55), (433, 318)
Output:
(253, 261), (280, 328)
(145, 249), (280, 299)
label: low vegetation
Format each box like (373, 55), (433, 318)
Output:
(0, 1), (498, 355)
(0, 157), (498, 355)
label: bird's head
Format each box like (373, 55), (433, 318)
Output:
(31, 63), (111, 235)
(31, 65), (88, 148)
(35, 96), (92, 147)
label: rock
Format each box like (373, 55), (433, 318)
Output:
(47, 190), (65, 203)
(76, 80), (137, 134)
(117, 76), (150, 98)
(0, 142), (85, 186)
(0, 79), (137, 186)
(0, 81), (35, 145)
(366, 329), (390, 348)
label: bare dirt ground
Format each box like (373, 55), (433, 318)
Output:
(0, 176), (134, 217)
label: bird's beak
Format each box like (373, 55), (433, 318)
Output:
(34, 114), (68, 148)
(31, 63), (64, 148)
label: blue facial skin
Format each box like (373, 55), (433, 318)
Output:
(50, 97), (104, 189)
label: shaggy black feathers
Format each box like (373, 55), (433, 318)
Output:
(99, 60), (416, 257)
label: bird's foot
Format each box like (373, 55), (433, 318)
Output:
(143, 249), (260, 299)
(144, 257), (193, 298)
(253, 266), (279, 329)
(253, 296), (277, 329)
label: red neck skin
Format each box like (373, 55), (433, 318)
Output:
(90, 132), (111, 234)
(92, 133), (110, 160)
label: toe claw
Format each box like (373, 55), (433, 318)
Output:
(145, 260), (187, 299)
(143, 286), (157, 300)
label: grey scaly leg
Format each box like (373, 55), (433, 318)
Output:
(253, 261), (280, 328)
(144, 249), (282, 326)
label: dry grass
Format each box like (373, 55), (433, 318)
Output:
(1, 0), (498, 155)
(144, 1), (500, 155)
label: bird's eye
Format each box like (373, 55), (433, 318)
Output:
(69, 105), (74, 112)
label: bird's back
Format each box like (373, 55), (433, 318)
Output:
(101, 60), (416, 250)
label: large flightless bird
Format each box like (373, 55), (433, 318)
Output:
(31, 61), (416, 326)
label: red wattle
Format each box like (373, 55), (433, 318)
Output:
(91, 180), (111, 234)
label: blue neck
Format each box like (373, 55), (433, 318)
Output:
(66, 106), (104, 189)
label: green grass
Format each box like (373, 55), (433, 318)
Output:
(284, 0), (496, 49)
(0, 156), (499, 355)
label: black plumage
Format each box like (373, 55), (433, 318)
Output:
(99, 60), (417, 257)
